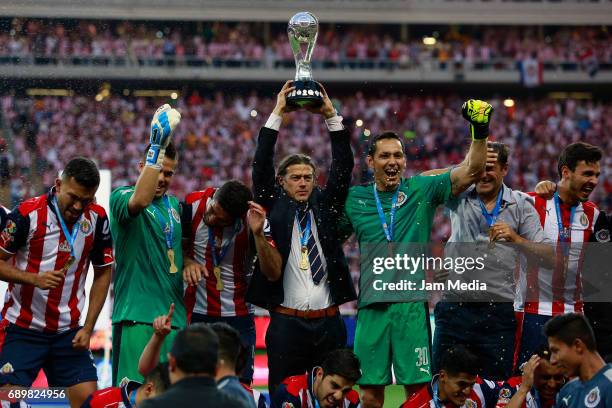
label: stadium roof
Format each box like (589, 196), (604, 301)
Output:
(1, 0), (611, 25)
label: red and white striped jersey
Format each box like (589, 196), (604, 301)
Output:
(401, 377), (502, 408)
(181, 188), (252, 318)
(515, 193), (599, 316)
(0, 190), (114, 333)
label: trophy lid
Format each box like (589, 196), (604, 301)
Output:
(288, 12), (319, 43)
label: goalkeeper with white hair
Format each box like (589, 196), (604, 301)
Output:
(110, 104), (185, 386)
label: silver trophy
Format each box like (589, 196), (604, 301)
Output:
(286, 11), (323, 108)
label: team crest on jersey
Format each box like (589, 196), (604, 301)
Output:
(396, 191), (408, 208)
(464, 398), (477, 408)
(580, 213), (589, 228)
(1, 220), (16, 244)
(79, 219), (92, 235)
(59, 240), (72, 253)
(0, 362), (14, 374)
(282, 404), (294, 408)
(171, 207), (181, 223)
(595, 229), (610, 242)
(584, 386), (601, 408)
(499, 387), (512, 400)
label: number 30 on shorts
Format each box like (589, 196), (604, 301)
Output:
(415, 346), (429, 367)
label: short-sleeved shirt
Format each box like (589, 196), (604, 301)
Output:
(110, 186), (186, 328)
(555, 364), (612, 408)
(445, 184), (548, 301)
(0, 190), (113, 332)
(339, 173), (453, 308)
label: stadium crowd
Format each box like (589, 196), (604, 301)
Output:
(0, 19), (610, 70)
(2, 92), (610, 215)
(0, 81), (610, 408)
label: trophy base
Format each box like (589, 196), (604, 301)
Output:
(286, 80), (323, 108)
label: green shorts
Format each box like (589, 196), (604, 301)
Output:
(112, 321), (178, 386)
(354, 302), (432, 386)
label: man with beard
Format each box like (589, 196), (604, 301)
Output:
(272, 349), (361, 408)
(339, 100), (492, 408)
(0, 157), (113, 408)
(110, 104), (185, 386)
(545, 313), (611, 408)
(496, 346), (565, 408)
(514, 142), (603, 368)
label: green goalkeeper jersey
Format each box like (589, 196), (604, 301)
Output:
(110, 186), (186, 328)
(339, 173), (453, 308)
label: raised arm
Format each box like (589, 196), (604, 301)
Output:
(247, 201), (282, 282)
(252, 81), (296, 209)
(128, 104), (181, 216)
(449, 100), (493, 196)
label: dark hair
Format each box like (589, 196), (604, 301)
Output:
(320, 349), (361, 384)
(144, 362), (171, 393)
(544, 313), (596, 351)
(144, 142), (178, 161)
(440, 345), (479, 377)
(534, 344), (552, 361)
(215, 180), (253, 219)
(169, 323), (219, 375)
(367, 131), (405, 157)
(209, 322), (243, 371)
(62, 157), (100, 189)
(557, 142), (602, 178)
(277, 154), (316, 178)
(487, 142), (510, 167)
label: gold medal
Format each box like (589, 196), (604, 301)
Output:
(168, 249), (178, 274)
(61, 256), (76, 274)
(299, 247), (309, 271)
(214, 266), (224, 291)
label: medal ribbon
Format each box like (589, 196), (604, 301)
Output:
(478, 186), (504, 228)
(52, 196), (80, 258)
(373, 184), (400, 242)
(553, 192), (576, 242)
(295, 209), (312, 250)
(209, 220), (242, 268)
(150, 195), (174, 250)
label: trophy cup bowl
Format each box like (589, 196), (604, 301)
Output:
(286, 12), (323, 108)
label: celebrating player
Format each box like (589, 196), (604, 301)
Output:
(545, 313), (612, 408)
(272, 349), (361, 408)
(400, 345), (503, 408)
(110, 104), (185, 385)
(181, 180), (257, 384)
(515, 142), (603, 367)
(81, 363), (170, 408)
(339, 100), (491, 407)
(247, 81), (356, 395)
(0, 157), (113, 408)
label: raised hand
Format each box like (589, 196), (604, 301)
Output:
(247, 201), (267, 236)
(462, 99), (493, 140)
(272, 81), (297, 116)
(535, 180), (557, 200)
(152, 303), (174, 338)
(305, 82), (336, 118)
(146, 104), (181, 168)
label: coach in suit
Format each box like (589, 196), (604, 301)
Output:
(246, 81), (356, 395)
(140, 324), (246, 408)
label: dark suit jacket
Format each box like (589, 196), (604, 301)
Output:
(140, 376), (248, 408)
(246, 124), (357, 309)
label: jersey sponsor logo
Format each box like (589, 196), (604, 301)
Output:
(595, 229), (610, 242)
(80, 219), (92, 235)
(171, 207), (180, 223)
(59, 240), (72, 253)
(0, 362), (14, 374)
(580, 213), (589, 227)
(584, 386), (601, 408)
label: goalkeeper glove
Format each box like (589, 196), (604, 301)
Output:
(146, 104), (181, 169)
(462, 99), (493, 140)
